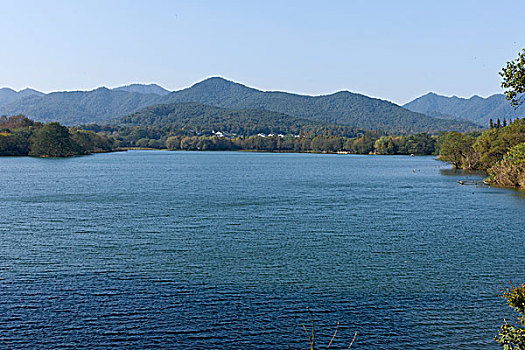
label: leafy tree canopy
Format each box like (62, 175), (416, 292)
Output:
(29, 122), (83, 157)
(495, 282), (525, 350)
(501, 49), (525, 108)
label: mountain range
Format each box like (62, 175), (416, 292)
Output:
(0, 77), (480, 133)
(154, 78), (478, 133)
(403, 92), (525, 126)
(0, 88), (44, 106)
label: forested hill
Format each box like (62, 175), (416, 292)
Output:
(403, 92), (525, 126)
(0, 88), (163, 125)
(117, 102), (363, 137)
(158, 77), (479, 134)
(0, 77), (480, 133)
(0, 88), (44, 106)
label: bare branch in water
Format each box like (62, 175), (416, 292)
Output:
(347, 331), (358, 349)
(301, 308), (357, 350)
(326, 322), (339, 349)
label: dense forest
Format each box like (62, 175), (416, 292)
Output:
(0, 115), (114, 157)
(116, 102), (373, 137)
(82, 121), (437, 155)
(1, 114), (441, 157)
(438, 118), (525, 187)
(83, 100), (443, 154)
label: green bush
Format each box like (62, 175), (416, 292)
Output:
(495, 282), (525, 349)
(488, 143), (525, 187)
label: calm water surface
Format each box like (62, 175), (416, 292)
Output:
(0, 151), (524, 349)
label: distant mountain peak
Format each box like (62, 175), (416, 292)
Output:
(113, 83), (170, 96)
(19, 88), (41, 93)
(0, 87), (44, 107)
(416, 92), (490, 101)
(181, 77), (256, 97)
(200, 76), (235, 84)
(403, 91), (523, 125)
(417, 92), (442, 100)
(193, 76), (248, 88)
(331, 90), (352, 96)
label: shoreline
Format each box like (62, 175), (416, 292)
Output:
(0, 147), (437, 158)
(4, 147), (522, 190)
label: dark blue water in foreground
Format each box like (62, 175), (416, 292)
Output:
(0, 151), (524, 349)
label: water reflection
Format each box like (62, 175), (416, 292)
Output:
(439, 167), (487, 178)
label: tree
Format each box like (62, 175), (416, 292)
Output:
(500, 49), (525, 108)
(29, 122), (82, 157)
(438, 132), (477, 169)
(166, 136), (181, 150)
(473, 119), (525, 170)
(495, 282), (525, 349)
(0, 114), (36, 129)
(70, 130), (115, 152)
(0, 130), (31, 156)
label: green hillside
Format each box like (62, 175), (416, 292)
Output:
(117, 102), (362, 137)
(158, 77), (480, 133)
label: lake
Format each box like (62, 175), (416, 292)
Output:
(0, 151), (524, 349)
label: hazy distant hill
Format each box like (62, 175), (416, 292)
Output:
(403, 92), (525, 126)
(0, 77), (480, 133)
(117, 102), (330, 136)
(0, 88), (162, 125)
(113, 83), (170, 96)
(0, 88), (44, 107)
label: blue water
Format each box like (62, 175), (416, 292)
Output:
(0, 151), (524, 349)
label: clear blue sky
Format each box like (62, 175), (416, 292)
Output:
(1, 0), (523, 104)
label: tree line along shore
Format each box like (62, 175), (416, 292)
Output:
(439, 118), (525, 187)
(1, 113), (524, 188)
(1, 114), (438, 156)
